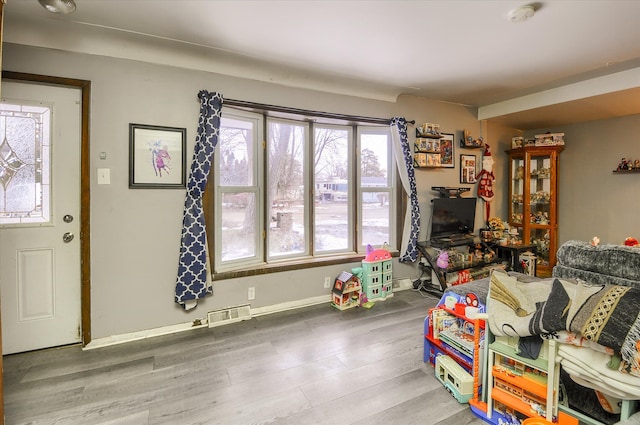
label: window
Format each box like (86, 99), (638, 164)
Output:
(314, 125), (352, 253)
(359, 128), (395, 248)
(0, 102), (51, 226)
(267, 118), (308, 259)
(215, 112), (262, 266)
(210, 108), (396, 275)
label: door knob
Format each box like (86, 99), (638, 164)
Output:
(63, 214), (74, 223)
(63, 232), (74, 243)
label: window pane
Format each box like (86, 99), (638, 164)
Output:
(220, 192), (257, 262)
(361, 133), (388, 183)
(359, 129), (393, 250)
(219, 117), (254, 187)
(267, 121), (306, 258)
(0, 103), (51, 226)
(361, 191), (390, 246)
(314, 127), (351, 252)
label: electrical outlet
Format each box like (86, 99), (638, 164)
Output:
(247, 287), (255, 300)
(324, 276), (331, 289)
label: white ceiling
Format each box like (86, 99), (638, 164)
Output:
(5, 0), (640, 130)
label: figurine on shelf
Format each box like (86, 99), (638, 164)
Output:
(515, 166), (524, 180)
(473, 243), (484, 261)
(461, 129), (484, 148)
(436, 250), (449, 269)
(618, 157), (632, 171)
(534, 211), (549, 225)
(635, 160), (640, 169)
(537, 167), (550, 178)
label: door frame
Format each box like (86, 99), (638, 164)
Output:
(1, 71), (92, 347)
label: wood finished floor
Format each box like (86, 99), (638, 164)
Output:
(4, 289), (486, 425)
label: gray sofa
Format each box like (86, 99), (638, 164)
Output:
(554, 239), (640, 287)
(552, 240), (640, 425)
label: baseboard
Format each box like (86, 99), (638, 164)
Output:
(83, 320), (209, 350)
(83, 294), (332, 350)
(251, 294), (331, 317)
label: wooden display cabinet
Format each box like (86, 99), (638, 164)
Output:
(507, 146), (563, 277)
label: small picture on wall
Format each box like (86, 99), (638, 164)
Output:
(460, 154), (477, 184)
(439, 133), (454, 168)
(129, 123), (187, 189)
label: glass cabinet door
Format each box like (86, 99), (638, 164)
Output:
(509, 156), (525, 239)
(529, 154), (552, 267)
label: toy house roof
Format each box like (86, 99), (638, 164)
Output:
(332, 271), (360, 295)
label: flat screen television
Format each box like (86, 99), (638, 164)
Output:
(429, 197), (477, 240)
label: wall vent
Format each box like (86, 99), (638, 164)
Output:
(207, 304), (252, 328)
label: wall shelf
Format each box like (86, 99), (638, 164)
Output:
(613, 169), (640, 173)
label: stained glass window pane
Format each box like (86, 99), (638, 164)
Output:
(0, 103), (50, 226)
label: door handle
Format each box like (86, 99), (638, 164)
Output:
(62, 232), (74, 243)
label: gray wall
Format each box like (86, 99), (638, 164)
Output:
(526, 115), (640, 246)
(3, 43), (504, 340)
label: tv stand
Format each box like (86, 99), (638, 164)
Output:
(431, 186), (470, 198)
(416, 238), (505, 294)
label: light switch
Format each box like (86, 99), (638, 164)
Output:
(97, 168), (110, 185)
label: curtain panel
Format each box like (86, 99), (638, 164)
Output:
(391, 117), (420, 262)
(175, 90), (223, 310)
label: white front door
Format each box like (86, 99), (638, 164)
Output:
(0, 81), (81, 354)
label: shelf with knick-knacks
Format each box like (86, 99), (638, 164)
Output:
(414, 137), (442, 168)
(415, 122), (443, 139)
(613, 157), (640, 173)
(414, 122), (445, 168)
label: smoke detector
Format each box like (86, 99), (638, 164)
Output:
(38, 0), (77, 15)
(507, 5), (535, 23)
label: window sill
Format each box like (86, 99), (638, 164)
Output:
(213, 251), (398, 281)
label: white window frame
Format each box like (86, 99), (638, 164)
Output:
(210, 108), (398, 275)
(266, 117), (311, 262)
(213, 109), (264, 272)
(312, 123), (354, 256)
(357, 126), (396, 251)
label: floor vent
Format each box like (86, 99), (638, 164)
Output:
(207, 304), (252, 328)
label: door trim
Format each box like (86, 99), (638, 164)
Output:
(2, 71), (92, 346)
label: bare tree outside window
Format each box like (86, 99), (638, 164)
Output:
(314, 126), (351, 252)
(267, 120), (306, 258)
(218, 117), (258, 262)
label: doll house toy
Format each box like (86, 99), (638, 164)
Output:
(361, 246), (393, 302)
(331, 271), (362, 310)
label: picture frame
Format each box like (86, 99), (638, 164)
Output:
(129, 123), (187, 189)
(439, 133), (455, 168)
(460, 154), (477, 184)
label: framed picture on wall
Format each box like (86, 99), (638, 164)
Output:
(460, 154), (477, 184)
(129, 123), (187, 189)
(439, 133), (455, 168)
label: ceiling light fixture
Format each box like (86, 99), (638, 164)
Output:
(507, 5), (535, 23)
(38, 0), (77, 15)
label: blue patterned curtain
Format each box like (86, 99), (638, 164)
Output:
(390, 117), (420, 262)
(175, 90), (224, 309)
